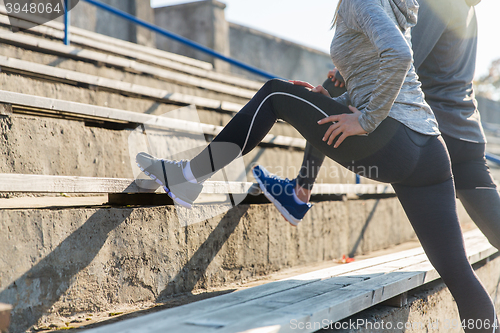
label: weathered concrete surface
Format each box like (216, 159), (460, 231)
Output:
(70, 0), (156, 48)
(324, 254), (500, 332)
(228, 23), (334, 84)
(0, 198), (479, 332)
(154, 0), (334, 83)
(0, 38), (250, 106)
(0, 198), (415, 332)
(155, 0), (231, 73)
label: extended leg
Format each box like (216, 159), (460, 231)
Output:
(458, 189), (500, 250)
(393, 180), (498, 332)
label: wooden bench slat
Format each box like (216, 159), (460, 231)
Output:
(82, 229), (496, 333)
(283, 246), (425, 283)
(0, 173), (252, 194)
(187, 272), (421, 331)
(0, 172), (393, 195)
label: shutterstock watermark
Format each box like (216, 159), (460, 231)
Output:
(290, 318), (498, 331)
(5, 0), (79, 32)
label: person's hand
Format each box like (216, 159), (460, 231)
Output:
(290, 80), (331, 97)
(318, 105), (367, 148)
(327, 69), (345, 88)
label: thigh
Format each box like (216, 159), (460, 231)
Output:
(266, 79), (401, 163)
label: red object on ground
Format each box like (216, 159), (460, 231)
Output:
(338, 254), (355, 264)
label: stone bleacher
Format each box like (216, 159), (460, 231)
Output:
(0, 5), (497, 333)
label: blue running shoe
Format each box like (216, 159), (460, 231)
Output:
(252, 165), (312, 226)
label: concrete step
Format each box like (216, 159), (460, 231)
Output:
(0, 55), (244, 112)
(0, 196), (417, 332)
(0, 5), (213, 72)
(0, 6), (264, 91)
(0, 26), (256, 103)
(0, 91), (357, 183)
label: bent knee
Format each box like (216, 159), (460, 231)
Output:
(262, 78), (292, 93)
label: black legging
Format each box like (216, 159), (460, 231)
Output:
(189, 79), (497, 330)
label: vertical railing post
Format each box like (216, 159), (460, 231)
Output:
(64, 0), (70, 45)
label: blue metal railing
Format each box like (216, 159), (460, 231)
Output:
(64, 0), (70, 45)
(63, 0), (282, 80)
(487, 153), (500, 165)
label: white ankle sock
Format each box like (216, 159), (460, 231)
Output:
(293, 189), (307, 205)
(182, 161), (198, 184)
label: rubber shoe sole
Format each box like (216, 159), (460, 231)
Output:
(136, 159), (193, 209)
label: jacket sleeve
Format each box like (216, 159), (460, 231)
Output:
(332, 92), (351, 107)
(340, 0), (413, 133)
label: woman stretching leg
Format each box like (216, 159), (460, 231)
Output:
(136, 0), (498, 330)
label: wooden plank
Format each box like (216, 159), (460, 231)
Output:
(81, 230), (496, 333)
(0, 173), (397, 196)
(0, 55), (244, 112)
(336, 254), (428, 277)
(216, 289), (375, 333)
(283, 246), (425, 282)
(0, 303), (12, 332)
(77, 280), (313, 333)
(288, 228), (490, 284)
(0, 173), (152, 193)
(312, 184), (394, 195)
(381, 292), (408, 308)
(0, 29), (257, 99)
(183, 283), (337, 329)
(0, 195), (108, 209)
(340, 271), (424, 305)
(0, 173), (258, 194)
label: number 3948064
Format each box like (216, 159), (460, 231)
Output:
(5, 2), (62, 14)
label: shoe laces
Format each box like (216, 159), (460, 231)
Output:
(268, 174), (293, 185)
(160, 159), (188, 169)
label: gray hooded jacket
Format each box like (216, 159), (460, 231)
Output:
(331, 0), (440, 135)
